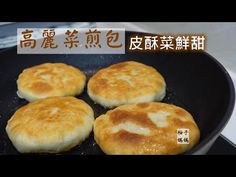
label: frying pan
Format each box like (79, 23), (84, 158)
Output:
(0, 31), (234, 155)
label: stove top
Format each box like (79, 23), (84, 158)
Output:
(207, 136), (236, 154)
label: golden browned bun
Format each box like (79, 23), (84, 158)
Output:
(17, 63), (86, 102)
(88, 61), (166, 108)
(6, 96), (94, 153)
(94, 102), (200, 155)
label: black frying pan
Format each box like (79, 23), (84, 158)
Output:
(0, 31), (234, 155)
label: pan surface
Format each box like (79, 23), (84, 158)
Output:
(0, 32), (234, 154)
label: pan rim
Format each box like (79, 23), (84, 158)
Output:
(184, 51), (235, 154)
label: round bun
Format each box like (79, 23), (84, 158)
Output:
(94, 102), (200, 155)
(17, 63), (86, 102)
(6, 96), (94, 153)
(88, 61), (166, 108)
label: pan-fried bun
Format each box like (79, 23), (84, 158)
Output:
(6, 96), (94, 153)
(17, 63), (86, 102)
(88, 61), (166, 108)
(94, 102), (200, 155)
